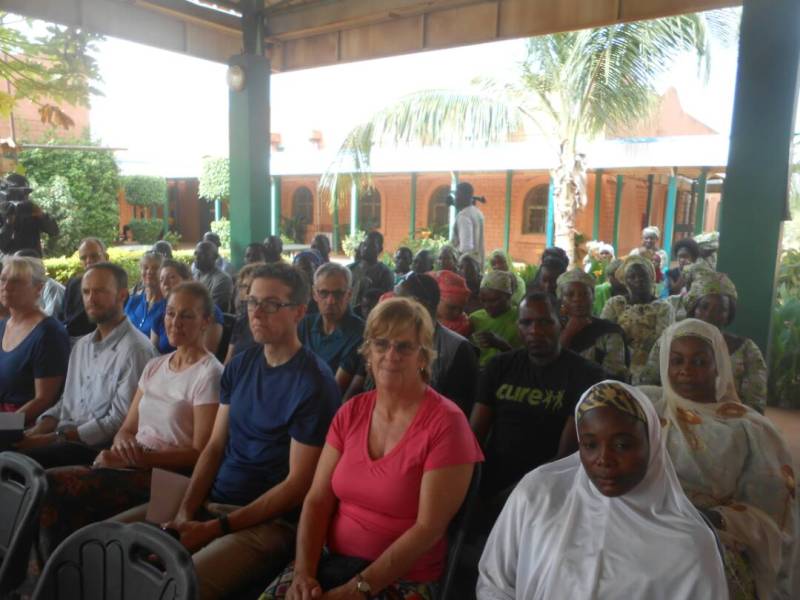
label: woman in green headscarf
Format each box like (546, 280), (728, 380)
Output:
(600, 255), (674, 380)
(488, 249), (527, 307)
(557, 269), (630, 381)
(635, 271), (767, 413)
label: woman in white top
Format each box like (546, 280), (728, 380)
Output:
(37, 281), (223, 559)
(478, 380), (727, 600)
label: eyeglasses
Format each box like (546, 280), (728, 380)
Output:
(371, 338), (420, 356)
(315, 289), (347, 300)
(246, 297), (298, 313)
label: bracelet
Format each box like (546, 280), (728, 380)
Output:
(218, 514), (232, 536)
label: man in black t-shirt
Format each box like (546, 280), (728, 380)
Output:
(471, 291), (605, 519)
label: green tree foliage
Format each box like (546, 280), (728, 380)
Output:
(199, 157), (229, 202)
(128, 218), (163, 244)
(0, 12), (102, 129)
(770, 249), (800, 407)
(20, 137), (120, 255)
(121, 175), (166, 207)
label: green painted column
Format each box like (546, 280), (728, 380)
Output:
(503, 170), (513, 253)
(214, 199), (222, 221)
(612, 175), (624, 252)
(645, 174), (654, 225)
(270, 176), (281, 236)
(228, 1), (269, 266)
(662, 175), (678, 265)
(449, 172), (458, 240)
(409, 172), (417, 239)
(693, 169), (708, 236)
(717, 0), (800, 354)
(592, 170), (603, 239)
(545, 176), (555, 247)
(350, 179), (359, 237)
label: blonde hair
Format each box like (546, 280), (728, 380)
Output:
(361, 297), (437, 383)
(1, 255), (46, 287)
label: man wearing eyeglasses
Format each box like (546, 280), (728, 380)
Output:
(164, 262), (340, 599)
(298, 262), (364, 393)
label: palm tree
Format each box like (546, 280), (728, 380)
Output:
(319, 11), (736, 261)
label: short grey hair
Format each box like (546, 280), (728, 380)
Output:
(314, 262), (353, 288)
(1, 255), (47, 287)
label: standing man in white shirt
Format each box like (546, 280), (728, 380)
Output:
(451, 181), (485, 269)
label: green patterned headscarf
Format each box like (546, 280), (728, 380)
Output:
(556, 268), (596, 299)
(685, 272), (737, 314)
(480, 269), (514, 295)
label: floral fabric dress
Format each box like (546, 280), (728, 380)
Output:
(600, 296), (674, 380)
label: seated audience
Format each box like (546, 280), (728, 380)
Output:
(478, 381), (727, 600)
(195, 241), (234, 312)
(469, 270), (523, 368)
(600, 255), (674, 379)
(436, 244), (459, 273)
(245, 242), (270, 265)
(225, 262), (266, 362)
(263, 235), (284, 263)
(636, 272), (767, 413)
(62, 237), (108, 338)
(395, 273), (479, 416)
(298, 262), (364, 391)
(458, 254), (483, 315)
(411, 249), (434, 274)
(203, 232), (236, 277)
(15, 248), (64, 318)
(393, 246), (413, 284)
(293, 249), (324, 314)
(35, 282), (223, 558)
(665, 261), (713, 322)
(359, 287), (383, 322)
(124, 251), (165, 336)
(592, 257), (624, 316)
(151, 240), (174, 259)
(349, 231), (394, 314)
(311, 234), (331, 264)
(431, 269), (473, 338)
(529, 251), (568, 297)
(665, 237), (701, 296)
(0, 256), (69, 423)
(151, 259), (223, 355)
(470, 292), (605, 523)
(16, 263), (157, 468)
(261, 297), (482, 600)
(557, 269), (629, 380)
(162, 263), (340, 599)
(640, 319), (797, 599)
(488, 249), (526, 306)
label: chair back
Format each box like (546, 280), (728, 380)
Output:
(33, 521), (197, 600)
(0, 451), (48, 594)
(215, 313), (236, 362)
(438, 462), (482, 600)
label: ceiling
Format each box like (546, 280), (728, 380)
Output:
(6, 0), (740, 72)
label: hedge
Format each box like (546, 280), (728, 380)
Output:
(128, 218), (164, 245)
(44, 248), (195, 286)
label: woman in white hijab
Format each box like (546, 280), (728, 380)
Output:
(641, 319), (797, 599)
(477, 380), (727, 600)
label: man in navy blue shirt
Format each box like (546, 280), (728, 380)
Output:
(167, 262), (340, 599)
(297, 262), (364, 392)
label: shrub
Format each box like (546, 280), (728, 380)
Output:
(121, 175), (167, 206)
(342, 230), (366, 260)
(199, 157), (229, 202)
(770, 249), (800, 408)
(395, 234), (450, 256)
(128, 219), (164, 245)
(210, 218), (230, 250)
(20, 139), (120, 255)
(44, 247), (194, 286)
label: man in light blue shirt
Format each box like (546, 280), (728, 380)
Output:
(16, 262), (157, 468)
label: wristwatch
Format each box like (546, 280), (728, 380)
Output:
(355, 573), (372, 598)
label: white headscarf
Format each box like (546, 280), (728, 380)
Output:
(477, 380), (727, 600)
(654, 319), (797, 599)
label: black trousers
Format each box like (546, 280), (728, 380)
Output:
(17, 441), (99, 469)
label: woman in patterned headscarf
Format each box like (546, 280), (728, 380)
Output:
(639, 319), (797, 600)
(487, 249), (527, 307)
(556, 269), (629, 380)
(600, 255), (674, 379)
(635, 272), (767, 413)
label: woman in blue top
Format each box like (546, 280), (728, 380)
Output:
(125, 251), (165, 336)
(0, 256), (69, 424)
(150, 259), (223, 354)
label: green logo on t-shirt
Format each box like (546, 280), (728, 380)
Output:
(495, 384), (564, 410)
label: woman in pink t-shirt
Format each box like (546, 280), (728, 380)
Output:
(36, 282), (222, 559)
(262, 297), (483, 600)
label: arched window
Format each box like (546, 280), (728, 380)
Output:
(291, 186), (314, 224)
(359, 188), (381, 230)
(522, 184), (549, 234)
(427, 185), (451, 233)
